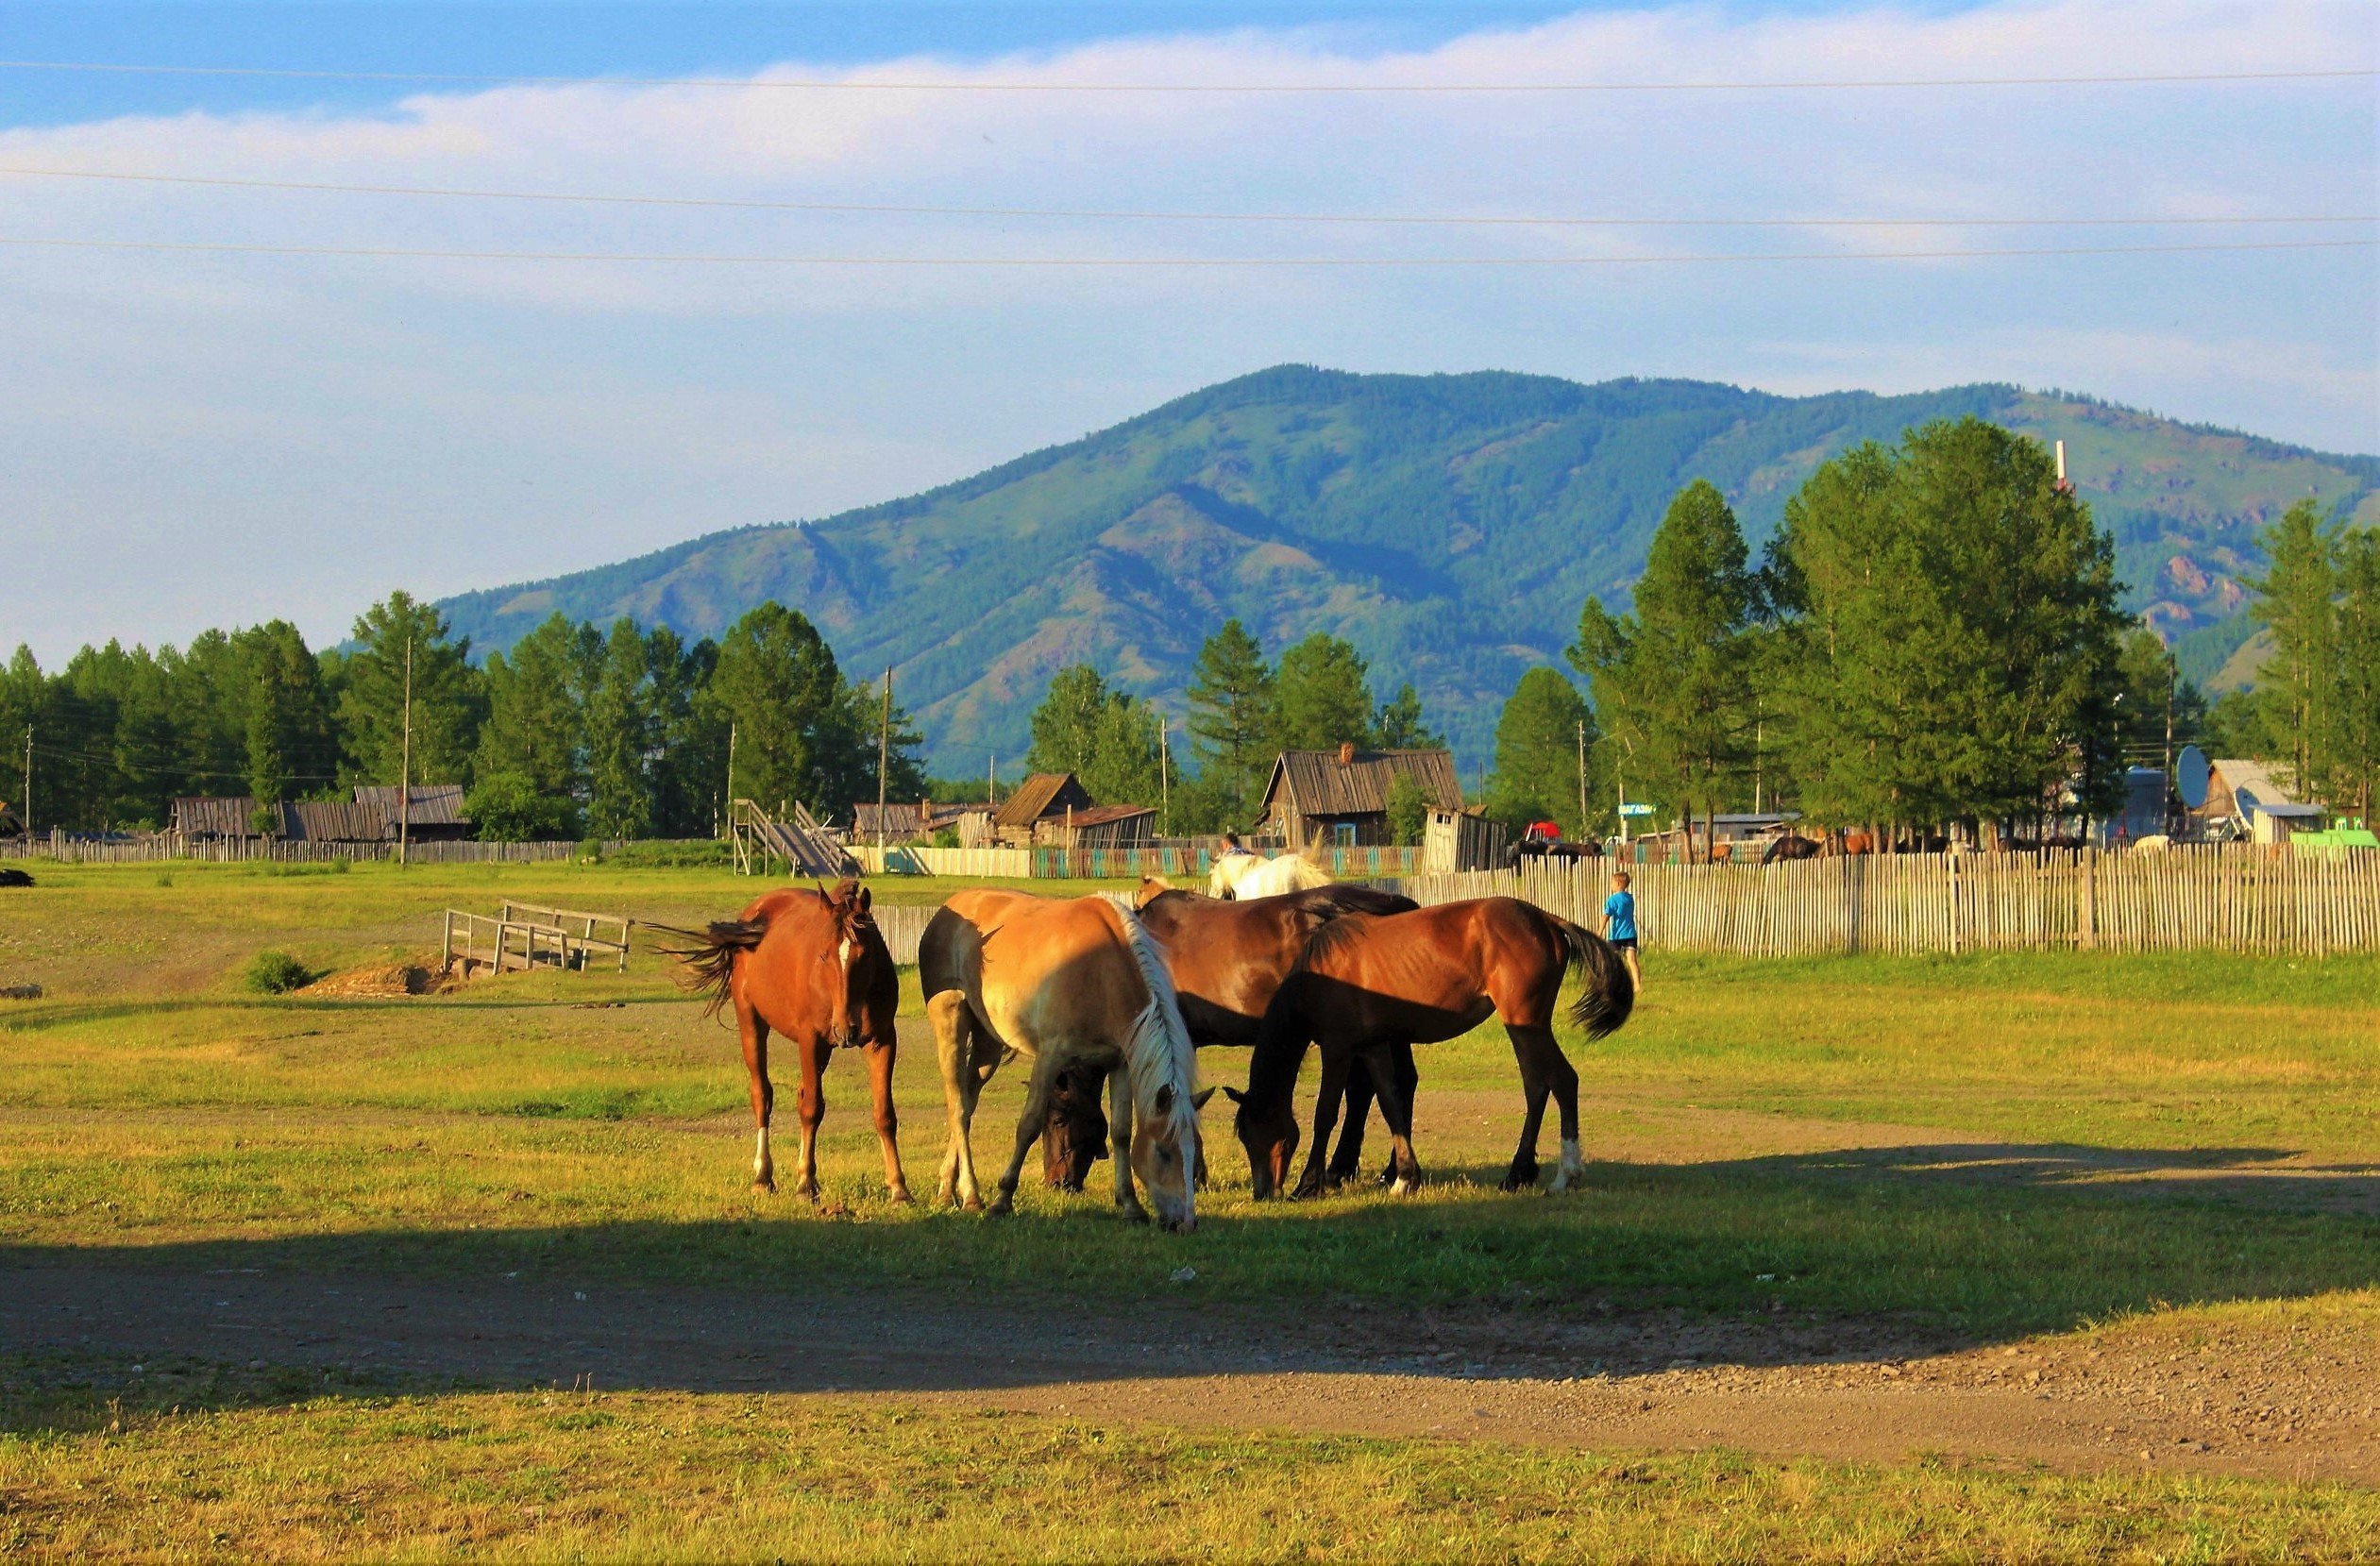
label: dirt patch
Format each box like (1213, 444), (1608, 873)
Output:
(8, 1264), (2371, 1483)
(298, 961), (459, 999)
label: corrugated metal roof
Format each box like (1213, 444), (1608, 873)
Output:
(994, 772), (1093, 829)
(353, 784), (469, 826)
(1262, 749), (1464, 817)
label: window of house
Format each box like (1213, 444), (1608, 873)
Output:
(1333, 822), (1357, 846)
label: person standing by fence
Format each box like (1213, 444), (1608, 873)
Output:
(1599, 870), (1643, 996)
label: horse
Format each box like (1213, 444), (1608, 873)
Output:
(920, 889), (1202, 1231)
(1208, 849), (1334, 901)
(1761, 834), (1822, 865)
(1227, 897), (1634, 1201)
(652, 878), (908, 1205)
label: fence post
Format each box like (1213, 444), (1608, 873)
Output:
(2077, 850), (2096, 951)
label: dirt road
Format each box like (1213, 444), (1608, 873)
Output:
(9, 1262), (2372, 1484)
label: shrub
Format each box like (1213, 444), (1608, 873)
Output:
(245, 951), (315, 995)
(604, 839), (733, 869)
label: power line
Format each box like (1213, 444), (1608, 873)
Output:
(0, 234), (2369, 266)
(4, 165), (2369, 231)
(0, 59), (2369, 93)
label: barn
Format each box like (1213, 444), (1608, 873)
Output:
(351, 784), (472, 844)
(1258, 745), (1465, 847)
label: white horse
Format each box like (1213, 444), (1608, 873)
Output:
(1208, 850), (1335, 901)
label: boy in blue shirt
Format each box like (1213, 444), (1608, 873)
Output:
(1598, 870), (1643, 995)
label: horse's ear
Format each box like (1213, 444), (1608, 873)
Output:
(1220, 1086), (1245, 1105)
(1190, 1086), (1218, 1111)
(852, 883), (872, 914)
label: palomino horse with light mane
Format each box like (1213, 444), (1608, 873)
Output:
(920, 889), (1202, 1231)
(1230, 896), (1634, 1200)
(1207, 848), (1334, 901)
(654, 879), (908, 1204)
(1038, 880), (1423, 1191)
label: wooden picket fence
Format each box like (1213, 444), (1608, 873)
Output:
(1397, 846), (2380, 958)
(0, 833), (584, 865)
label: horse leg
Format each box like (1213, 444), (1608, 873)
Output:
(929, 991), (984, 1210)
(1325, 1052), (1375, 1190)
(793, 1036), (830, 1206)
(1291, 1048), (1352, 1200)
(1502, 1022), (1551, 1192)
(1363, 1050), (1425, 1195)
(1106, 1057), (1147, 1223)
(735, 997), (774, 1193)
(865, 1040), (911, 1204)
(1532, 1024), (1586, 1191)
(1376, 1041), (1418, 1187)
(988, 1050), (1066, 1219)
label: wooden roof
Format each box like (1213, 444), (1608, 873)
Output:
(1261, 749), (1464, 817)
(994, 772), (1095, 829)
(173, 796), (264, 837)
(287, 800), (394, 842)
(850, 800), (981, 834)
(352, 784), (469, 827)
(1062, 803), (1156, 828)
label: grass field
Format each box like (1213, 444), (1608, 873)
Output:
(3, 860), (2375, 1559)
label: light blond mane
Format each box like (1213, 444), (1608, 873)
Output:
(1104, 898), (1202, 1153)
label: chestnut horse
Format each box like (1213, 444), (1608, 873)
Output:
(654, 879), (907, 1204)
(1039, 881), (1423, 1191)
(1229, 896), (1633, 1200)
(920, 889), (1201, 1231)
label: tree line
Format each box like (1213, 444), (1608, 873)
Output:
(0, 594), (923, 840)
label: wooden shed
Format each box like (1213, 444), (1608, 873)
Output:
(1259, 745), (1466, 848)
(352, 784), (473, 843)
(991, 773), (1098, 847)
(1038, 802), (1157, 849)
(850, 800), (983, 843)
(171, 796), (269, 841)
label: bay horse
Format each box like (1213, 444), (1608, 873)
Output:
(1228, 897), (1633, 1201)
(920, 889), (1201, 1232)
(653, 879), (907, 1205)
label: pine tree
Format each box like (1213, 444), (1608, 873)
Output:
(583, 619), (657, 840)
(1572, 480), (1760, 855)
(1274, 633), (1375, 751)
(647, 630), (725, 837)
(1487, 667), (1597, 835)
(701, 602), (862, 817)
(2247, 498), (2342, 799)
(474, 613), (594, 809)
(338, 592), (483, 790)
(1026, 665), (1159, 804)
(233, 621), (336, 808)
(1184, 619), (1276, 820)
(1374, 682), (1443, 749)
(2330, 529), (2380, 821)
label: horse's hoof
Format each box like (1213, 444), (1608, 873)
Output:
(887, 1187), (915, 1205)
(1500, 1170), (1539, 1192)
(985, 1197), (1013, 1219)
(1117, 1202), (1150, 1224)
(751, 1178), (776, 1194)
(962, 1196), (985, 1213)
(1389, 1176), (1419, 1196)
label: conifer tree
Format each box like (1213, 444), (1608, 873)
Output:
(338, 592), (483, 790)
(1185, 619), (1276, 819)
(1274, 632), (1375, 751)
(1487, 666), (1596, 835)
(234, 621), (336, 807)
(2247, 498), (2342, 798)
(583, 618), (656, 840)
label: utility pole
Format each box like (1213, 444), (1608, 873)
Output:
(875, 665), (892, 861)
(987, 752), (995, 807)
(725, 721), (736, 818)
(1576, 720), (1588, 839)
(20, 724), (29, 840)
(2164, 647), (2178, 834)
(397, 635), (414, 868)
(1157, 708), (1172, 836)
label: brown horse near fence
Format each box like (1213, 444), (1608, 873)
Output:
(1229, 896), (1634, 1200)
(653, 879), (908, 1205)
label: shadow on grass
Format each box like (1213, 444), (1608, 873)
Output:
(4, 1137), (2373, 1408)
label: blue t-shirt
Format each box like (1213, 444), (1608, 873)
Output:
(1603, 890), (1637, 942)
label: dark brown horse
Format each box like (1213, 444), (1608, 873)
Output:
(654, 879), (908, 1205)
(1229, 896), (1633, 1200)
(1761, 833), (1822, 864)
(1039, 882), (1422, 1191)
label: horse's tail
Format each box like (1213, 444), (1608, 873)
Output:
(648, 918), (769, 1020)
(1542, 909), (1635, 1039)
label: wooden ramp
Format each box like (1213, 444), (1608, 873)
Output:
(729, 799), (852, 878)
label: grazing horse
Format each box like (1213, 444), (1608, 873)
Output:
(1229, 897), (1633, 1201)
(1208, 850), (1334, 901)
(920, 889), (1202, 1231)
(1761, 833), (1822, 865)
(653, 879), (907, 1204)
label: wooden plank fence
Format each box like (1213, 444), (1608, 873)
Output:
(1396, 847), (2380, 958)
(0, 833), (583, 865)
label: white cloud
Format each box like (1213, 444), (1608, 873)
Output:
(0, 0), (2372, 659)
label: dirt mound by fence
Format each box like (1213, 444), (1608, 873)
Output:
(299, 960), (461, 999)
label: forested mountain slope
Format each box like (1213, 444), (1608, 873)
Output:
(437, 366), (2379, 767)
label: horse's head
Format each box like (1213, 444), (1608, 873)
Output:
(821, 878), (877, 1048)
(1223, 1084), (1298, 1200)
(1042, 1067), (1109, 1190)
(1131, 875), (1174, 911)
(1129, 1081), (1204, 1233)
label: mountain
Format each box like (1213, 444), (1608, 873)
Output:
(435, 366), (2380, 770)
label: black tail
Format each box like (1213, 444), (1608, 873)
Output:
(648, 918), (769, 1019)
(1546, 912), (1635, 1038)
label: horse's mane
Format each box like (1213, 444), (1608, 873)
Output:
(1299, 902), (1398, 970)
(1280, 884), (1417, 922)
(1106, 900), (1202, 1151)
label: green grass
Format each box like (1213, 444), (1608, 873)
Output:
(2, 863), (2375, 1557)
(6, 1356), (2376, 1562)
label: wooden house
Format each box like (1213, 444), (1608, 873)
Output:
(171, 796), (269, 840)
(1258, 744), (1466, 847)
(991, 772), (1098, 847)
(352, 784), (472, 843)
(2203, 759), (2326, 844)
(849, 800), (985, 843)
(1038, 802), (1157, 849)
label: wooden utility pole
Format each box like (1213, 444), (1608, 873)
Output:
(20, 724), (30, 839)
(397, 635), (414, 867)
(1157, 708), (1172, 835)
(876, 666), (893, 860)
(1576, 720), (1588, 838)
(725, 721), (736, 817)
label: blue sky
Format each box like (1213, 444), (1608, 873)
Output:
(0, 0), (2372, 661)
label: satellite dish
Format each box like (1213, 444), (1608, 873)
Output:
(2233, 783), (2262, 818)
(2176, 745), (2210, 810)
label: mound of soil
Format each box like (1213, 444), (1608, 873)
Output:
(299, 961), (459, 999)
